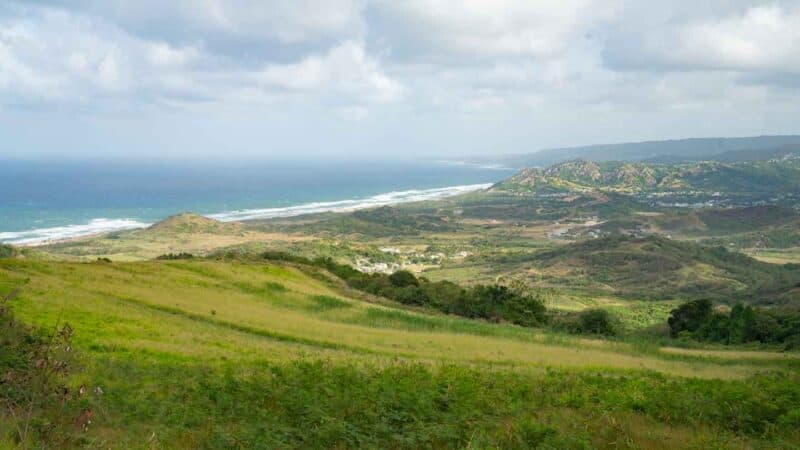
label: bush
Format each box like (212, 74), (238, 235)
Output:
(388, 270), (419, 288)
(0, 244), (15, 259)
(156, 252), (195, 260)
(668, 299), (712, 338)
(1, 290), (87, 446)
(577, 309), (617, 336)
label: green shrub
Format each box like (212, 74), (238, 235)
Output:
(668, 299), (712, 338)
(577, 309), (617, 336)
(1, 291), (87, 446)
(0, 245), (15, 259)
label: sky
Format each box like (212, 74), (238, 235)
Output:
(1, 0), (799, 160)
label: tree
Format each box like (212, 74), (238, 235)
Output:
(577, 309), (617, 336)
(388, 270), (419, 288)
(668, 299), (713, 338)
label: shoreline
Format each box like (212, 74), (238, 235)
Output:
(3, 183), (491, 247)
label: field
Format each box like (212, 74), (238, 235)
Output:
(2, 257), (800, 448)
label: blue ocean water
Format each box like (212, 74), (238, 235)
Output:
(0, 159), (515, 244)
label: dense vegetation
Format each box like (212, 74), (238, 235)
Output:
(552, 308), (620, 336)
(0, 244), (15, 258)
(668, 299), (800, 348)
(261, 251), (548, 327)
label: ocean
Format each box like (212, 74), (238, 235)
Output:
(0, 159), (516, 245)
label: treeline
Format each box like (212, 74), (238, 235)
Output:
(260, 251), (547, 327)
(156, 252), (195, 260)
(668, 299), (800, 349)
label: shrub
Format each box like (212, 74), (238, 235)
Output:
(388, 270), (419, 288)
(156, 252), (195, 260)
(1, 290), (86, 446)
(0, 244), (15, 259)
(577, 308), (617, 336)
(668, 299), (712, 338)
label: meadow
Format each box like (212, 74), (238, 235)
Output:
(2, 257), (800, 448)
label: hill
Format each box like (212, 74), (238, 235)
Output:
(524, 235), (800, 303)
(2, 257), (800, 448)
(493, 135), (800, 167)
(497, 156), (800, 197)
(147, 212), (243, 234)
(33, 213), (313, 261)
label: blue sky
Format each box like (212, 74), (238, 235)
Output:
(1, 1), (799, 160)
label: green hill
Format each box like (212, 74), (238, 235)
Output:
(498, 156), (800, 196)
(147, 212), (243, 235)
(2, 257), (800, 448)
(526, 235), (800, 303)
(495, 135), (800, 167)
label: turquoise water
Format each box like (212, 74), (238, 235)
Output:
(1, 159), (515, 244)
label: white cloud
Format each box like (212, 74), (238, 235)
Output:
(603, 3), (800, 76)
(373, 0), (616, 60)
(34, 0), (366, 44)
(2, 1), (800, 159)
(0, 5), (398, 109)
(672, 4), (800, 73)
(258, 40), (403, 103)
(0, 6), (215, 105)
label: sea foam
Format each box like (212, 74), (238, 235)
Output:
(209, 183), (491, 222)
(2, 183), (490, 245)
(0, 218), (151, 246)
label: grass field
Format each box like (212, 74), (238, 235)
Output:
(3, 257), (800, 448)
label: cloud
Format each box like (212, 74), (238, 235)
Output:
(370, 0), (615, 62)
(0, 4), (399, 110)
(2, 1), (800, 159)
(603, 3), (800, 77)
(258, 40), (403, 103)
(28, 0), (366, 46)
(0, 5), (214, 106)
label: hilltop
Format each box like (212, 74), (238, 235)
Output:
(497, 156), (800, 197)
(492, 135), (800, 167)
(147, 212), (243, 234)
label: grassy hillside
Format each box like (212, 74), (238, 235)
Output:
(513, 235), (800, 303)
(36, 213), (310, 261)
(498, 156), (800, 196)
(3, 257), (800, 448)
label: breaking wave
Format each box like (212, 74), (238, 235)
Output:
(1, 183), (491, 245)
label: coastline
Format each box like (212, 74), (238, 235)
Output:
(3, 183), (491, 247)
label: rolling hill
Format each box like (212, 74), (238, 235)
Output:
(523, 235), (800, 303)
(492, 135), (800, 167)
(497, 155), (800, 196)
(2, 256), (800, 448)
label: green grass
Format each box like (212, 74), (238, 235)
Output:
(2, 257), (800, 448)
